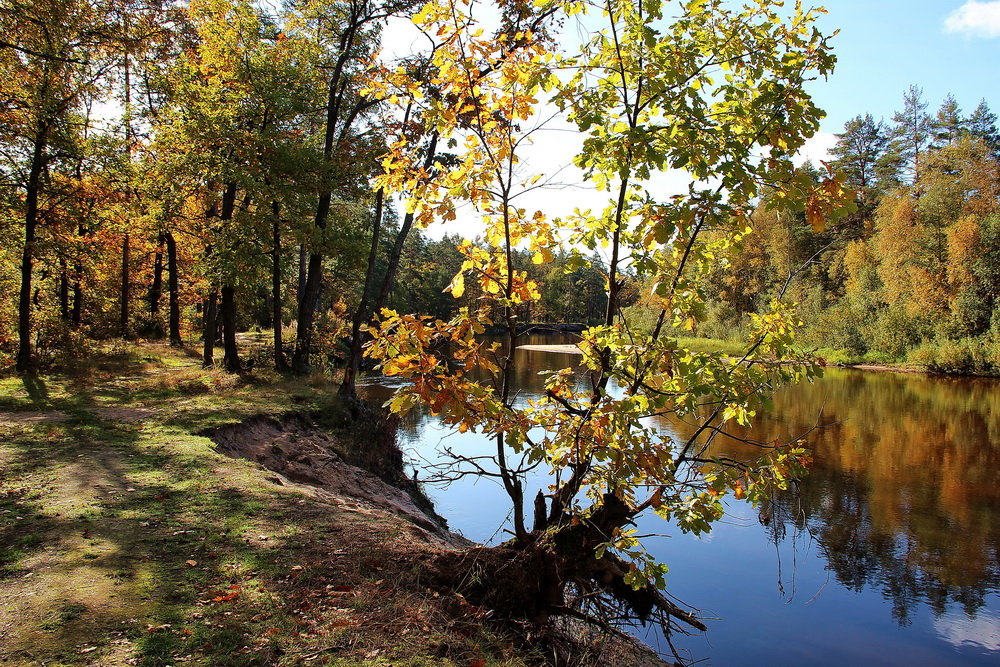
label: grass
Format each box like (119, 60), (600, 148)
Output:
(0, 343), (530, 667)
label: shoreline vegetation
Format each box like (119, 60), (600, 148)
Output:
(517, 336), (1000, 379)
(0, 342), (666, 666)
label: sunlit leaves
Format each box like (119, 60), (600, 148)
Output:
(367, 0), (835, 594)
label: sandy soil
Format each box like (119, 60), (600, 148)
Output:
(201, 413), (460, 545)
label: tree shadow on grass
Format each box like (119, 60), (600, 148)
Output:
(0, 411), (299, 665)
(0, 408), (474, 666)
(21, 373), (49, 406)
(0, 359), (521, 667)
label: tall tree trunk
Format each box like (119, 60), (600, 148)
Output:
(149, 233), (164, 318)
(71, 221), (83, 327)
(120, 48), (133, 340)
(221, 285), (241, 373)
(293, 253), (323, 373)
(292, 18), (362, 374)
(165, 231), (181, 346)
(58, 257), (69, 321)
(16, 122), (49, 373)
(297, 244), (306, 307)
(71, 266), (83, 325)
(374, 132), (439, 314)
(271, 202), (286, 371)
(214, 182), (241, 372)
(120, 233), (130, 338)
(339, 188), (384, 396)
(203, 290), (217, 367)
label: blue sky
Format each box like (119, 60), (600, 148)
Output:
(811, 1), (1000, 135)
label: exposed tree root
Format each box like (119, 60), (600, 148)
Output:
(428, 499), (707, 665)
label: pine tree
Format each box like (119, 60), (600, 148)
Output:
(830, 114), (891, 195)
(932, 94), (965, 147)
(968, 99), (1000, 158)
(887, 85), (932, 186)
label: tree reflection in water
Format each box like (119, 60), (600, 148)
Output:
(366, 341), (1000, 645)
(705, 368), (1000, 627)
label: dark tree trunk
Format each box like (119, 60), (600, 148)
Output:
(215, 307), (224, 345)
(202, 290), (217, 367)
(71, 267), (83, 325)
(271, 202), (286, 371)
(71, 221), (83, 327)
(120, 233), (130, 338)
(221, 285), (241, 373)
(58, 257), (69, 321)
(165, 231), (181, 346)
(297, 244), (306, 307)
(215, 183), (240, 369)
(374, 132), (439, 314)
(198, 181), (240, 366)
(149, 233), (164, 317)
(292, 17), (362, 374)
(339, 189), (384, 396)
(16, 122), (48, 372)
(292, 253), (323, 373)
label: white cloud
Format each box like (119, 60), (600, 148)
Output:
(793, 132), (837, 168)
(945, 1), (1000, 38)
(933, 610), (1000, 652)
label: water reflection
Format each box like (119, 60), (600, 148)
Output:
(934, 610), (1000, 652)
(361, 337), (1000, 662)
(704, 370), (1000, 626)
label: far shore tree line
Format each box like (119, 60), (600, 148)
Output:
(628, 87), (1000, 375)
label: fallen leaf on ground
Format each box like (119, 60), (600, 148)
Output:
(211, 585), (241, 602)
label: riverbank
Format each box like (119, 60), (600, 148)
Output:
(0, 345), (529, 666)
(517, 338), (1000, 378)
(0, 343), (669, 666)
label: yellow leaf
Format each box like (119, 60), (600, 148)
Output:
(806, 194), (825, 232)
(448, 272), (465, 298)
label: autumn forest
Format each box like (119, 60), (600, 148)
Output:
(3, 0), (1000, 664)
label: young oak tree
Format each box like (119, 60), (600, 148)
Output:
(337, 0), (561, 396)
(367, 0), (842, 644)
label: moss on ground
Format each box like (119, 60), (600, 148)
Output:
(0, 344), (530, 666)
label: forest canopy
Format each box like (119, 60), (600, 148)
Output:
(3, 0), (997, 377)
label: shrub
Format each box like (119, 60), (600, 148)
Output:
(908, 336), (1000, 375)
(869, 307), (927, 359)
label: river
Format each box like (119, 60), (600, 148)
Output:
(361, 334), (1000, 665)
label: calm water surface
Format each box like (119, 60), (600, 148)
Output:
(362, 335), (1000, 665)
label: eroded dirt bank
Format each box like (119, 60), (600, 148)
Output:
(199, 409), (672, 666)
(200, 410), (459, 545)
